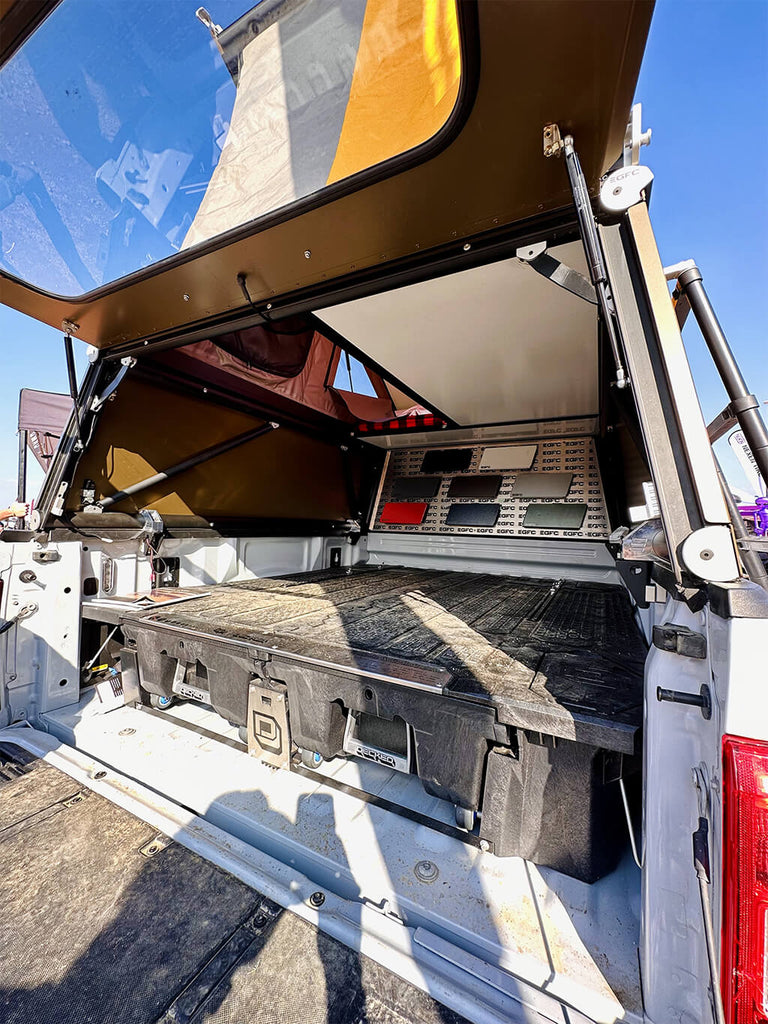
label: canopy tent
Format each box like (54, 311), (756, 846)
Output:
(17, 388), (72, 499)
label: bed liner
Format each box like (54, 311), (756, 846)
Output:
(124, 565), (646, 754)
(0, 743), (470, 1024)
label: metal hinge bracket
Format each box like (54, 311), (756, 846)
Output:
(516, 241), (597, 304)
(91, 357), (136, 413)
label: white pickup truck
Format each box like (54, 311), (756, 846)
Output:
(1, 2), (766, 1023)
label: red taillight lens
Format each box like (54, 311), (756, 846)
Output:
(722, 734), (768, 1024)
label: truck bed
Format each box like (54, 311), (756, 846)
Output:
(132, 566), (646, 753)
(0, 742), (468, 1024)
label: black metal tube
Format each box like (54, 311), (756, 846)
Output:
(99, 423), (277, 510)
(63, 333), (83, 448)
(17, 430), (27, 503)
(678, 266), (768, 488)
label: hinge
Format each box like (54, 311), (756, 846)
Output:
(516, 241), (597, 304)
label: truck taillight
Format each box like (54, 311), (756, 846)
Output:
(722, 735), (768, 1024)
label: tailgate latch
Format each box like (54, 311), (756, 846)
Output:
(652, 622), (707, 659)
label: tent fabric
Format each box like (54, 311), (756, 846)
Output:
(183, 332), (394, 424)
(18, 388), (72, 469)
(182, 0), (460, 251)
(214, 319), (315, 378)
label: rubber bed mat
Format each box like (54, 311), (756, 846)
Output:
(138, 566), (646, 746)
(0, 746), (467, 1024)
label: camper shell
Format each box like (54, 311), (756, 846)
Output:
(2, 2), (767, 1023)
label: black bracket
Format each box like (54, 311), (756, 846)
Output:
(657, 684), (712, 720)
(652, 623), (707, 659)
(516, 243), (597, 305)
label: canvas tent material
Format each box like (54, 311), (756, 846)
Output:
(178, 328), (397, 425)
(18, 388), (71, 468)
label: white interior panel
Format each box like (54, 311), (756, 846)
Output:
(318, 242), (598, 425)
(479, 445), (538, 470)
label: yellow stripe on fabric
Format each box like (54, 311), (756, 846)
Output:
(326, 0), (461, 186)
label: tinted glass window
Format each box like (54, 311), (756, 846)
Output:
(0, 0), (462, 296)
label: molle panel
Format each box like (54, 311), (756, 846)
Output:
(373, 436), (609, 540)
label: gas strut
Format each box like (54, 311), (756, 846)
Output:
(544, 124), (629, 389)
(97, 422), (279, 510)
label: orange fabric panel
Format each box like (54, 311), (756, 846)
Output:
(326, 0), (461, 185)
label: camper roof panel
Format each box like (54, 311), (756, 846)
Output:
(317, 243), (598, 426)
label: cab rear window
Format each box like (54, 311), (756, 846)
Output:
(0, 0), (462, 297)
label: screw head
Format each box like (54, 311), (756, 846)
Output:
(304, 249), (311, 259)
(463, 243), (471, 251)
(183, 293), (190, 302)
(479, 839), (490, 853)
(309, 891), (325, 907)
(414, 859), (439, 883)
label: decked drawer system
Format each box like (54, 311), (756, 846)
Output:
(121, 565), (646, 882)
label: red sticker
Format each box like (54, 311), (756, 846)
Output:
(379, 502), (428, 525)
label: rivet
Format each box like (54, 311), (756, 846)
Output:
(700, 549), (714, 561)
(309, 891), (325, 907)
(414, 859), (439, 883)
(304, 249), (311, 259)
(463, 243), (471, 251)
(183, 293), (190, 301)
(479, 839), (490, 853)
(612, 186), (622, 196)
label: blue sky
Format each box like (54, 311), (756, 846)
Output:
(0, 0), (766, 503)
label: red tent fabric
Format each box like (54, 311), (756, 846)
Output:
(183, 333), (395, 424)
